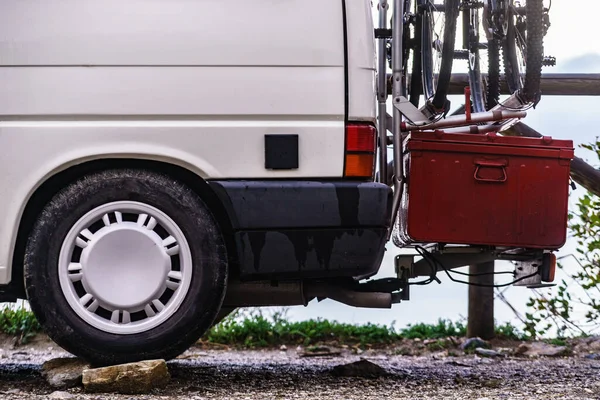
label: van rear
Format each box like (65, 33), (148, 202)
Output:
(0, 0), (391, 364)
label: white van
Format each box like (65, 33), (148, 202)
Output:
(1, 0), (389, 365)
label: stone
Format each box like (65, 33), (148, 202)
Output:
(279, 345), (287, 351)
(298, 345), (341, 357)
(48, 391), (75, 399)
(475, 348), (504, 358)
(585, 353), (600, 360)
(42, 357), (90, 389)
(82, 359), (170, 394)
(331, 359), (388, 378)
(515, 343), (530, 355)
(460, 337), (490, 351)
(520, 342), (572, 358)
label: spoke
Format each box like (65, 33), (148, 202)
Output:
(137, 214), (157, 230)
(69, 273), (83, 282)
(86, 300), (99, 313)
(111, 310), (120, 323)
(166, 270), (183, 290)
(122, 310), (131, 324)
(79, 293), (93, 306)
(166, 280), (180, 290)
(152, 299), (165, 312)
(68, 262), (83, 272)
(163, 236), (177, 247)
(137, 213), (149, 226)
(102, 214), (111, 226)
(168, 271), (183, 281)
(163, 236), (180, 256)
(75, 237), (88, 248)
(79, 229), (94, 241)
(144, 304), (156, 318)
(145, 217), (157, 230)
(166, 245), (180, 256)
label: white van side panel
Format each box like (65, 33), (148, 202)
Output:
(0, 0), (364, 284)
(345, 0), (377, 123)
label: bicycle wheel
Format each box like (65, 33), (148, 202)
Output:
(502, 0), (544, 104)
(486, 36), (501, 109)
(409, 1), (423, 107)
(420, 0), (460, 113)
(464, 2), (487, 113)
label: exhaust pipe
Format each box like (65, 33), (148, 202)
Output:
(223, 281), (394, 309)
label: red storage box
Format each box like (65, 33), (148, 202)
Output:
(396, 131), (574, 249)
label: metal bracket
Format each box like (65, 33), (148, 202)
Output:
(392, 96), (430, 125)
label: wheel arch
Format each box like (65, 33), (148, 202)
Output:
(10, 159), (238, 299)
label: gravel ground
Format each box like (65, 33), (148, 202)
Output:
(0, 337), (599, 399)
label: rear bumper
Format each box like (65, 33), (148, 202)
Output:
(209, 181), (392, 280)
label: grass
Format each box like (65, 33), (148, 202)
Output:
(0, 304), (42, 344)
(203, 309), (527, 348)
(204, 309), (400, 347)
(0, 304), (529, 347)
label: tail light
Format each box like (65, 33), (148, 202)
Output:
(344, 123), (376, 179)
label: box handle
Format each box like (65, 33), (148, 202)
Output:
(474, 160), (507, 183)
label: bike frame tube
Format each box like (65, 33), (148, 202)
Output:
(388, 0), (405, 239)
(377, 0), (389, 184)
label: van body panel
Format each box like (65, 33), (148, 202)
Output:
(345, 0), (377, 123)
(0, 0), (380, 285)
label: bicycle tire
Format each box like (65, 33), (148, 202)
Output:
(502, 0), (544, 103)
(420, 0), (460, 112)
(486, 37), (501, 108)
(466, 5), (487, 113)
(410, 7), (423, 107)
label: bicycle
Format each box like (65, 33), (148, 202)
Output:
(461, 0), (553, 112)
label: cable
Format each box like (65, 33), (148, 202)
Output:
(408, 246), (440, 286)
(448, 269), (515, 277)
(413, 245), (541, 288)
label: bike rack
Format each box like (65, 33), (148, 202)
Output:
(376, 0), (532, 239)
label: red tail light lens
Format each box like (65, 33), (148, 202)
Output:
(344, 123), (376, 179)
(346, 124), (376, 152)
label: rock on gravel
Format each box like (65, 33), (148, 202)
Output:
(42, 357), (89, 389)
(82, 359), (170, 394)
(517, 342), (573, 357)
(461, 337), (490, 351)
(475, 348), (504, 358)
(330, 359), (388, 378)
(48, 391), (75, 399)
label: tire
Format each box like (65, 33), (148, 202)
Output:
(466, 6), (487, 113)
(502, 0), (544, 103)
(486, 37), (501, 109)
(24, 169), (228, 366)
(420, 0), (460, 112)
(409, 8), (424, 107)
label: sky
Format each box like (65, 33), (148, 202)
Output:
(282, 0), (600, 332)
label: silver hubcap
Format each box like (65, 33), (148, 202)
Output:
(58, 201), (193, 334)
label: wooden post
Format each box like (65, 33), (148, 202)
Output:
(467, 261), (495, 340)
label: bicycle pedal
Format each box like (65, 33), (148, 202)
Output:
(543, 56), (556, 67)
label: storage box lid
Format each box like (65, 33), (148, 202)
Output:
(407, 131), (574, 160)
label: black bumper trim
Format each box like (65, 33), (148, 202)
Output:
(208, 181), (393, 230)
(208, 180), (392, 280)
(235, 228), (388, 280)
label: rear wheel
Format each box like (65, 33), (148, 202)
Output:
(502, 0), (545, 103)
(420, 0), (460, 114)
(24, 169), (228, 366)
